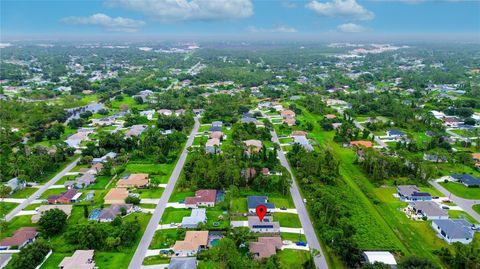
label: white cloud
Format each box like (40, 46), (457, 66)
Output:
(105, 0), (254, 22)
(247, 25), (298, 33)
(337, 23), (366, 33)
(62, 13), (145, 32)
(306, 0), (374, 21)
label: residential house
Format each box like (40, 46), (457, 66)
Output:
(387, 129), (405, 139)
(396, 185), (432, 201)
(173, 231), (209, 256)
(362, 251), (397, 268)
(192, 109), (204, 116)
(48, 189), (81, 204)
(117, 173), (149, 188)
(140, 109), (155, 120)
(90, 117), (116, 126)
(449, 174), (480, 187)
(181, 208), (207, 229)
(247, 196), (275, 213)
(59, 250), (95, 269)
(241, 117), (257, 124)
(185, 190), (217, 208)
(408, 201), (448, 220)
(290, 131), (308, 137)
(205, 138), (221, 154)
(248, 216), (280, 233)
(175, 109), (186, 116)
(169, 257), (197, 269)
(157, 109), (173, 116)
(209, 121), (223, 132)
(283, 118), (296, 126)
(423, 153), (447, 163)
(325, 114), (337, 119)
(249, 237), (282, 259)
(350, 141), (373, 148)
(64, 173), (96, 189)
(125, 125), (147, 138)
(32, 205), (73, 223)
(65, 129), (93, 148)
(209, 131), (224, 140)
(4, 177), (25, 194)
(258, 102), (271, 109)
(104, 188), (129, 204)
(473, 153), (480, 168)
(244, 140), (262, 155)
(280, 110), (295, 119)
(443, 116), (462, 128)
(98, 204), (133, 222)
(431, 219), (475, 244)
(91, 152), (116, 164)
(0, 227), (38, 250)
(86, 163), (104, 175)
(292, 136), (313, 151)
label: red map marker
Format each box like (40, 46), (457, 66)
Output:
(256, 205), (267, 222)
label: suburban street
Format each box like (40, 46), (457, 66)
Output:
(128, 117), (200, 269)
(4, 157), (80, 222)
(430, 180), (480, 222)
(271, 130), (329, 269)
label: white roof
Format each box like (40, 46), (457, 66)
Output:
(71, 193), (82, 200)
(363, 251), (397, 265)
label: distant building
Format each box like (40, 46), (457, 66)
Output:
(350, 141), (373, 148)
(91, 152), (116, 164)
(362, 251), (397, 268)
(431, 219), (475, 244)
(125, 125), (148, 138)
(185, 190), (217, 208)
(59, 250), (95, 269)
(64, 173), (96, 189)
(205, 138), (221, 154)
(4, 177), (26, 194)
(387, 129), (405, 138)
(244, 140), (262, 155)
(449, 174), (480, 187)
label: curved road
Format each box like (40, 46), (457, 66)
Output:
(271, 130), (329, 269)
(430, 181), (480, 222)
(4, 157), (80, 222)
(128, 117), (200, 269)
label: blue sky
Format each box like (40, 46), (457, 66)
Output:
(1, 0), (479, 40)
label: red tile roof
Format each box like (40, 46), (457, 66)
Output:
(185, 189), (217, 205)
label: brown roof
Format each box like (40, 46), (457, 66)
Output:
(59, 250), (95, 269)
(244, 140), (262, 153)
(209, 131), (224, 139)
(472, 153), (480, 161)
(325, 114), (337, 119)
(249, 237), (282, 259)
(280, 110), (296, 118)
(185, 189), (217, 205)
(173, 231), (209, 252)
(117, 173), (149, 188)
(32, 205), (73, 223)
(350, 140), (373, 148)
(290, 131), (307, 137)
(206, 138), (220, 147)
(104, 188), (129, 204)
(0, 227), (37, 247)
(283, 118), (296, 126)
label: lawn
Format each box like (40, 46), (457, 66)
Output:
(281, 232), (306, 242)
(40, 188), (68, 199)
(448, 210), (479, 224)
(277, 249), (312, 269)
(474, 204), (480, 215)
(0, 202), (18, 217)
(230, 197), (247, 213)
(88, 176), (112, 189)
(168, 191), (195, 203)
(160, 208), (191, 224)
(9, 187), (38, 198)
(439, 182), (480, 199)
(142, 255), (170, 265)
(131, 187), (164, 199)
(205, 210), (229, 229)
(150, 229), (184, 249)
(124, 163), (174, 177)
(273, 213), (302, 228)
(40, 253), (70, 269)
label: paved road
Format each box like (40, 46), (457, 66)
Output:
(4, 157), (80, 221)
(128, 117), (200, 269)
(430, 181), (480, 222)
(271, 130), (329, 269)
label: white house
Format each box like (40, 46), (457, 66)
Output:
(431, 219), (475, 244)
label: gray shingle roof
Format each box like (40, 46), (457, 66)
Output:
(432, 219), (474, 239)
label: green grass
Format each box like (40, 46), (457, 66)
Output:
(0, 202), (18, 217)
(474, 204), (480, 215)
(142, 255), (170, 265)
(168, 191), (195, 202)
(140, 203), (157, 209)
(131, 188), (164, 199)
(281, 232), (306, 242)
(448, 210), (479, 224)
(150, 229), (184, 249)
(40, 188), (68, 199)
(88, 176), (112, 189)
(160, 208), (191, 224)
(439, 182), (480, 199)
(273, 213), (302, 228)
(9, 187), (38, 198)
(124, 163), (174, 177)
(230, 197), (247, 213)
(205, 210), (229, 229)
(1, 215), (36, 240)
(40, 252), (70, 269)
(277, 249), (312, 269)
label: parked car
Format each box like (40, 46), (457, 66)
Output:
(178, 200), (185, 204)
(442, 206), (450, 210)
(296, 241), (307, 246)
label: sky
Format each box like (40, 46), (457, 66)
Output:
(1, 0), (479, 42)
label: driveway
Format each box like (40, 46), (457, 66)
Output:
(5, 157), (80, 222)
(430, 181), (480, 222)
(128, 117), (200, 269)
(272, 130), (329, 269)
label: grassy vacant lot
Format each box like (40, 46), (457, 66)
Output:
(124, 163), (174, 176)
(142, 255), (170, 265)
(10, 187), (37, 198)
(0, 202), (18, 217)
(277, 249), (312, 269)
(150, 229), (184, 249)
(168, 191), (195, 203)
(160, 208), (191, 224)
(281, 232), (306, 242)
(131, 187), (164, 199)
(88, 176), (112, 189)
(439, 182), (480, 199)
(40, 188), (68, 199)
(273, 213), (302, 228)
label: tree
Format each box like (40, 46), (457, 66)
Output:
(398, 256), (440, 269)
(83, 205), (89, 218)
(11, 240), (51, 269)
(38, 208), (68, 237)
(125, 196), (141, 205)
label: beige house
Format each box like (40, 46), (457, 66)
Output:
(32, 205), (73, 223)
(117, 173), (149, 188)
(244, 140), (262, 154)
(104, 188), (129, 204)
(173, 231), (209, 256)
(59, 250), (96, 269)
